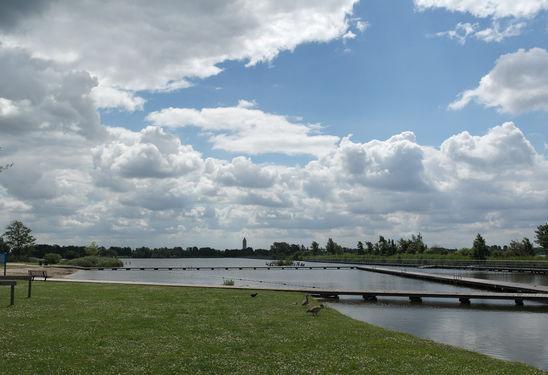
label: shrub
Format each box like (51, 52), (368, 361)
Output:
(223, 279), (235, 286)
(44, 253), (62, 264)
(63, 256), (123, 268)
(27, 257), (44, 264)
(267, 259), (295, 266)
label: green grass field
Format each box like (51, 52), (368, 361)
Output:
(0, 282), (544, 374)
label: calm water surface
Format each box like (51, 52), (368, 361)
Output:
(67, 258), (548, 370)
(416, 267), (548, 287)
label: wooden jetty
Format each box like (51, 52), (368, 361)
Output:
(84, 260), (548, 274)
(50, 278), (548, 306)
(417, 264), (548, 274)
(356, 265), (548, 293)
(309, 289), (548, 306)
(307, 258), (548, 274)
(88, 265), (357, 271)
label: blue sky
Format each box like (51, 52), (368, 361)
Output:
(0, 1), (547, 248)
(100, 0), (548, 160)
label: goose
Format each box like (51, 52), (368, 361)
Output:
(301, 294), (309, 306)
(306, 304), (324, 317)
(250, 292), (258, 298)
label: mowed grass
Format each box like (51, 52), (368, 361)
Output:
(0, 282), (544, 374)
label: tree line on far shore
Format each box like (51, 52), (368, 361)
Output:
(0, 220), (547, 262)
(270, 228), (546, 260)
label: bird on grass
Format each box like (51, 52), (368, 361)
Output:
(301, 294), (309, 306)
(250, 292), (258, 298)
(306, 304), (324, 317)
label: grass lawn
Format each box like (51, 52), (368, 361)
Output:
(0, 281), (544, 374)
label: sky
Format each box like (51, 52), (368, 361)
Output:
(0, 0), (547, 249)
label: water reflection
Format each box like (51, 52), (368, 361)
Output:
(332, 298), (548, 370)
(416, 267), (548, 287)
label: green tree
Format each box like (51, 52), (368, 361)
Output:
(134, 247), (152, 258)
(397, 238), (410, 253)
(375, 236), (396, 256)
(2, 220), (36, 260)
(98, 247), (118, 257)
(326, 238), (342, 254)
(310, 241), (320, 255)
(326, 238), (336, 254)
(472, 234), (489, 260)
(85, 241), (100, 256)
(508, 238), (535, 257)
(357, 241), (364, 255)
(521, 238), (534, 256)
(410, 233), (427, 253)
(270, 242), (292, 257)
(535, 222), (548, 250)
(44, 253), (62, 264)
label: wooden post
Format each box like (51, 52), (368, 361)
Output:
(10, 284), (14, 305)
(27, 278), (32, 298)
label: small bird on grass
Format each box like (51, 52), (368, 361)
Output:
(301, 294), (309, 306)
(306, 304), (324, 317)
(250, 292), (258, 298)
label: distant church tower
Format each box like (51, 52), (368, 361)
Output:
(242, 237), (247, 250)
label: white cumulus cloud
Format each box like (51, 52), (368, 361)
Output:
(0, 1), (359, 111)
(419, 1), (545, 43)
(90, 86), (145, 112)
(414, 0), (548, 19)
(147, 103), (340, 157)
(92, 126), (203, 179)
(435, 20), (526, 44)
(0, 46), (104, 139)
(1, 110), (547, 248)
(449, 48), (548, 114)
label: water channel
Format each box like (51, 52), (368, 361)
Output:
(66, 258), (548, 370)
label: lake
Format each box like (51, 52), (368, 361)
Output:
(411, 266), (548, 286)
(67, 258), (548, 370)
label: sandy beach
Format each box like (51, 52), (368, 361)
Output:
(4, 263), (77, 278)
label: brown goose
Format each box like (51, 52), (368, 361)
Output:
(306, 304), (324, 317)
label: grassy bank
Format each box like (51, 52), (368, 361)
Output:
(0, 282), (543, 374)
(306, 253), (547, 262)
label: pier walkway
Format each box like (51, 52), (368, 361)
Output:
(418, 265), (548, 274)
(50, 278), (548, 306)
(307, 259), (548, 274)
(311, 290), (548, 306)
(356, 266), (548, 293)
(88, 265), (357, 271)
